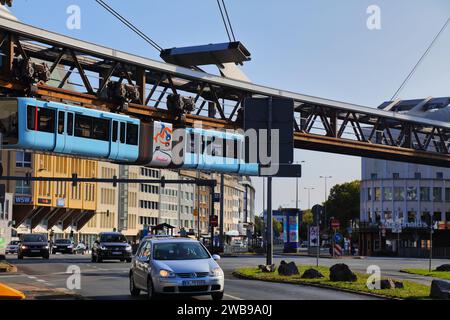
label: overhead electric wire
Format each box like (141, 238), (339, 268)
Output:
(217, 0), (232, 42)
(221, 0), (236, 42)
(95, 0), (163, 52)
(391, 17), (450, 100)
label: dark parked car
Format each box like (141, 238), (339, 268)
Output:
(52, 238), (74, 254)
(18, 234), (50, 260)
(91, 232), (132, 263)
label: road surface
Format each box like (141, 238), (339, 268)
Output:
(0, 254), (387, 300)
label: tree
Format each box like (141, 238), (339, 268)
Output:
(254, 215), (264, 237)
(302, 209), (314, 225)
(324, 180), (360, 233)
(272, 218), (282, 238)
(253, 215), (282, 238)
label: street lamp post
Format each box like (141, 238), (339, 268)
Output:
(319, 176), (332, 230)
(295, 161), (306, 210)
(304, 187), (315, 210)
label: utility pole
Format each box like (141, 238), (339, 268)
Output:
(304, 187), (315, 210)
(429, 214), (434, 272)
(219, 174), (224, 252)
(319, 176), (332, 231)
(266, 177), (273, 266)
(196, 171), (201, 241)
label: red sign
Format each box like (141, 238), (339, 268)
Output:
(210, 215), (218, 227)
(331, 219), (340, 230)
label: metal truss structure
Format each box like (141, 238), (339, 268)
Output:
(1, 17), (450, 167)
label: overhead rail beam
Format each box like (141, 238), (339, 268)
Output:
(1, 17), (450, 167)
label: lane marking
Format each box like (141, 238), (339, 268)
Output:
(224, 293), (243, 300)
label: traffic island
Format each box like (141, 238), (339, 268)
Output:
(400, 269), (450, 281)
(234, 265), (431, 300)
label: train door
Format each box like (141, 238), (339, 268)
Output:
(64, 111), (75, 154)
(118, 121), (127, 161)
(54, 110), (66, 153)
(109, 120), (120, 160)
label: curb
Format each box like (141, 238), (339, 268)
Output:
(0, 283), (26, 300)
(232, 271), (402, 300)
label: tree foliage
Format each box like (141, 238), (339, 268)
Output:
(253, 215), (283, 238)
(324, 180), (360, 231)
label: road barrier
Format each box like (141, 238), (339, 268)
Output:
(333, 244), (343, 257)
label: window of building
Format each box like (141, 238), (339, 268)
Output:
(407, 211), (416, 223)
(407, 187), (417, 201)
(375, 212), (381, 223)
(393, 173), (400, 180)
(446, 212), (450, 223)
(420, 187), (430, 201)
(371, 174), (377, 180)
(436, 172), (444, 180)
(383, 187), (393, 201)
(384, 211), (393, 222)
(421, 212), (431, 226)
(414, 172), (422, 179)
(374, 188), (381, 201)
(15, 180), (31, 195)
(15, 152), (32, 168)
(394, 187), (405, 201)
(433, 187), (442, 202)
(433, 212), (442, 223)
(446, 188), (450, 202)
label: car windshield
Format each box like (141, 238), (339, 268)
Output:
(23, 234), (47, 243)
(9, 241), (19, 245)
(100, 234), (127, 243)
(153, 242), (210, 261)
(55, 239), (71, 244)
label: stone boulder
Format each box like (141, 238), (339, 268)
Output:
(430, 280), (450, 299)
(380, 278), (404, 290)
(301, 268), (324, 279)
(278, 261), (300, 276)
(329, 264), (357, 282)
(435, 264), (450, 272)
(258, 264), (276, 273)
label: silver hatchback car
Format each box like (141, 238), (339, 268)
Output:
(129, 236), (224, 300)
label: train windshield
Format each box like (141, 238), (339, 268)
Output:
(0, 99), (18, 145)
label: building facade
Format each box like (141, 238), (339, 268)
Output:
(359, 158), (450, 257)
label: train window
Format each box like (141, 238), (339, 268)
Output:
(120, 122), (126, 144)
(38, 108), (56, 133)
(112, 121), (118, 142)
(74, 114), (110, 141)
(27, 106), (36, 130)
(75, 115), (92, 139)
(93, 118), (110, 141)
(67, 113), (74, 136)
(224, 138), (239, 160)
(0, 99), (19, 144)
(126, 123), (138, 145)
(58, 111), (65, 134)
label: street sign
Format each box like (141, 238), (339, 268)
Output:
(311, 205), (324, 224)
(331, 219), (340, 230)
(334, 232), (343, 243)
(309, 226), (319, 247)
(210, 215), (218, 227)
(213, 193), (221, 203)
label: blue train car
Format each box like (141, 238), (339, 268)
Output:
(179, 127), (259, 175)
(0, 97), (140, 162)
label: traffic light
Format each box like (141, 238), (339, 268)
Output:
(0, 0), (13, 7)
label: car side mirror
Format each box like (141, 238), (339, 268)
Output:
(94, 240), (100, 245)
(212, 254), (221, 261)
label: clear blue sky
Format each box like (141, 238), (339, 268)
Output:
(9, 0), (450, 214)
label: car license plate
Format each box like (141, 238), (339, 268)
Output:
(31, 250), (40, 253)
(182, 280), (206, 286)
(112, 251), (121, 255)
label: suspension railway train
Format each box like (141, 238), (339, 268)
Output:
(0, 97), (259, 175)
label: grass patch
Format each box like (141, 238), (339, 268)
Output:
(401, 269), (450, 280)
(235, 265), (430, 300)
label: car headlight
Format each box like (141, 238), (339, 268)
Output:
(125, 245), (132, 252)
(68, 245), (73, 249)
(100, 246), (107, 250)
(159, 269), (176, 278)
(210, 267), (223, 277)
(21, 245), (28, 249)
(44, 245), (49, 249)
